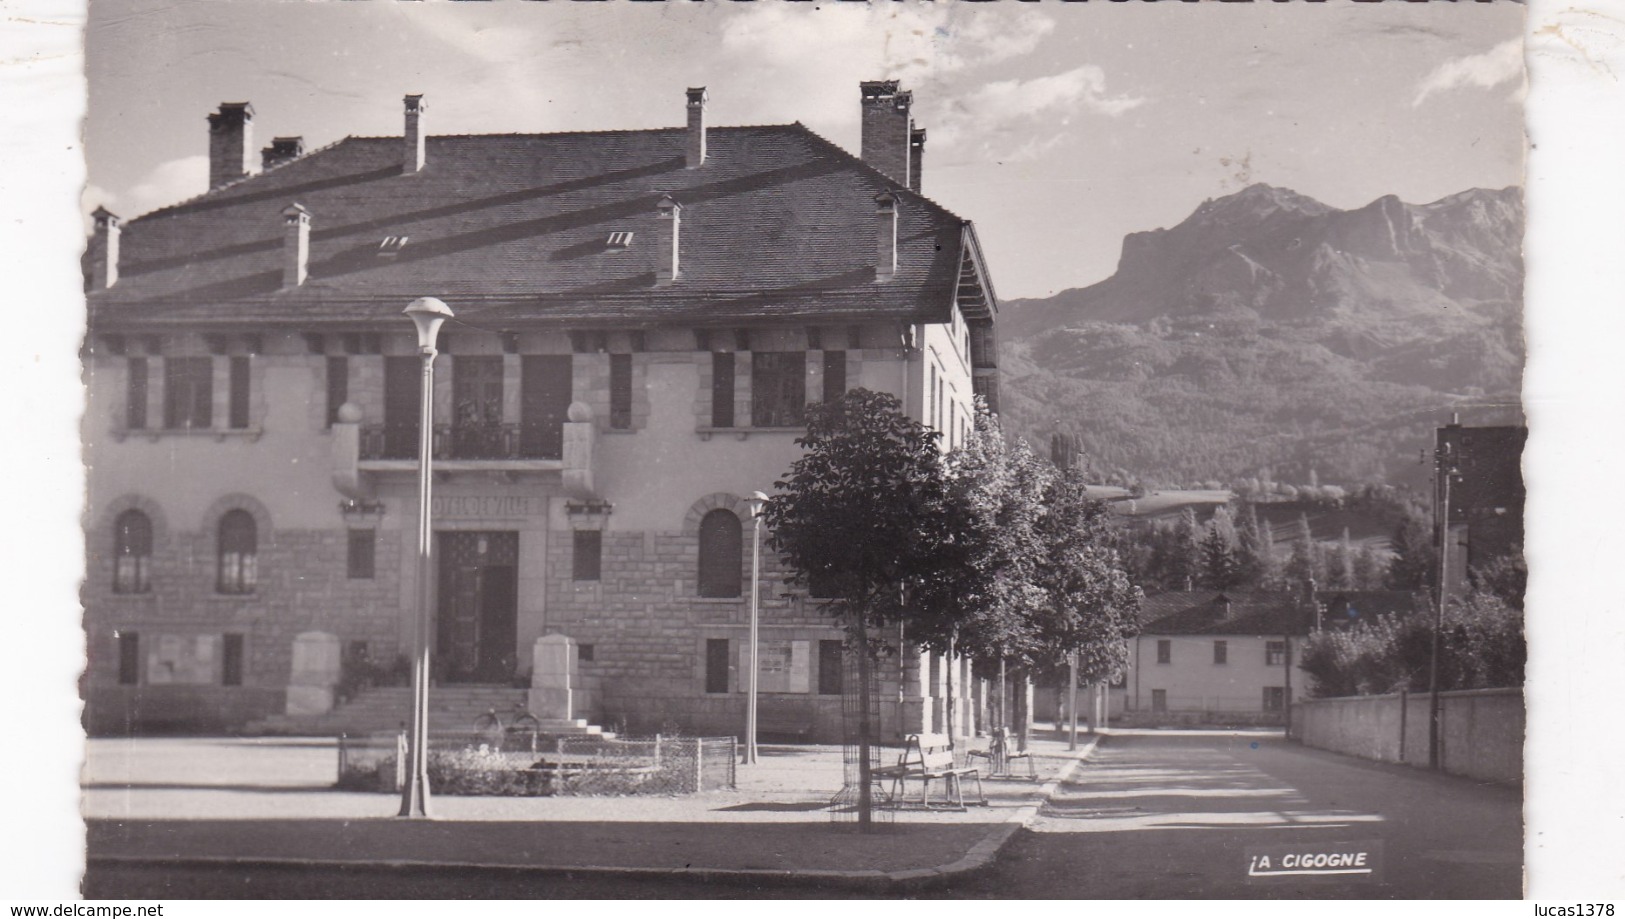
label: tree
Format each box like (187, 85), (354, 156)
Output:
(1199, 519), (1238, 589)
(1234, 502), (1268, 586)
(762, 388), (963, 831)
(1385, 510), (1437, 592)
(923, 406), (1050, 742)
(1328, 527), (1356, 590)
(1033, 472), (1142, 686)
(1283, 512), (1322, 589)
(1173, 507), (1203, 589)
(1256, 518), (1284, 589)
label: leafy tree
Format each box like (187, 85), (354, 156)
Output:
(1032, 472), (1143, 686)
(1385, 510), (1438, 592)
(1354, 544), (1387, 590)
(923, 406), (1050, 741)
(762, 388), (962, 831)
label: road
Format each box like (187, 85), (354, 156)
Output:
(83, 731), (1522, 899)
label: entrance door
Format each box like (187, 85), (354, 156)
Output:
(520, 355), (572, 459)
(437, 531), (520, 683)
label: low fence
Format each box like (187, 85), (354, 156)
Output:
(338, 731), (737, 796)
(1289, 687), (1522, 785)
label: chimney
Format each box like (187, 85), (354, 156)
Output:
(874, 192), (897, 281)
(87, 207), (121, 291)
(282, 203), (311, 288)
(261, 136), (305, 171)
(860, 80), (912, 187)
(1216, 593), (1233, 620)
(686, 87), (708, 168)
(655, 194), (681, 284)
(404, 94), (427, 173)
(909, 128), (926, 194)
(207, 102), (255, 189)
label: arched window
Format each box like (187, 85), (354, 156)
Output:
(696, 509), (742, 598)
(217, 509), (258, 595)
(112, 510), (152, 594)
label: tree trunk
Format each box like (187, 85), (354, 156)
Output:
(945, 632), (957, 746)
(855, 621), (874, 833)
(1015, 668), (1031, 753)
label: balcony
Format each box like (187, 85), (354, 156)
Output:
(337, 412), (595, 500)
(359, 423), (562, 462)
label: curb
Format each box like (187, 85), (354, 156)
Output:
(87, 736), (1103, 893)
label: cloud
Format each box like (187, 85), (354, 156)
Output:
(1413, 38), (1525, 106)
(121, 155), (209, 216)
(931, 65), (1146, 162)
(719, 4), (1054, 87)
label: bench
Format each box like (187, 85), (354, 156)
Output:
(965, 728), (1038, 780)
(876, 733), (985, 809)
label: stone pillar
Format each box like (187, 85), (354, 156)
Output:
(285, 631), (341, 716)
(898, 643), (933, 736)
(529, 633), (577, 721)
(562, 402), (596, 498)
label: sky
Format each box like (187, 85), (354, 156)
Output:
(82, 0), (1526, 300)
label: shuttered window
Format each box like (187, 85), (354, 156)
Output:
(697, 509), (742, 598)
(126, 358), (148, 430)
(818, 640), (844, 695)
(222, 634), (245, 686)
(117, 631), (140, 685)
(609, 354), (632, 430)
(573, 530), (602, 581)
(711, 352), (735, 428)
(228, 356), (251, 429)
(347, 529), (375, 580)
(705, 638), (730, 694)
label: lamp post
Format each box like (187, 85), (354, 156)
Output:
(742, 491), (767, 765)
(398, 296), (452, 819)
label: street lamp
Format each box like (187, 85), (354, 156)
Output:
(742, 491), (768, 765)
(398, 296), (452, 819)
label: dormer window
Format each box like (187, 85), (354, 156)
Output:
(377, 236), (409, 258)
(606, 231), (634, 250)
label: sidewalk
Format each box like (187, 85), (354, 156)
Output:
(83, 732), (1100, 889)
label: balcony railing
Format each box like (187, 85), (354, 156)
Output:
(359, 423), (563, 462)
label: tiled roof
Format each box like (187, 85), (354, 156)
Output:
(1139, 590), (1313, 636)
(88, 125), (986, 332)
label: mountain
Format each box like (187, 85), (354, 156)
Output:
(998, 184), (1524, 489)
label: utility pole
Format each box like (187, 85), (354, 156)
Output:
(1429, 425), (1462, 771)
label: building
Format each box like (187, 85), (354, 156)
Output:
(1118, 590), (1313, 726)
(82, 82), (1000, 740)
(1436, 422), (1526, 594)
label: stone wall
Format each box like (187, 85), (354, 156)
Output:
(83, 524), (405, 734)
(1289, 687), (1523, 785)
